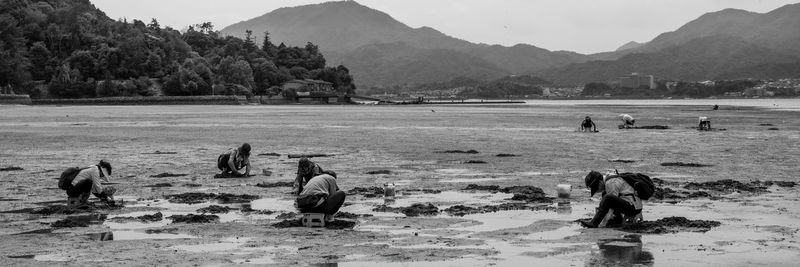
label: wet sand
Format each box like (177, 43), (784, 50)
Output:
(1, 103), (799, 266)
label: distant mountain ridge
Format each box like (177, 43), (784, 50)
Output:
(222, 1), (800, 87)
(221, 1), (587, 87)
(539, 3), (800, 85)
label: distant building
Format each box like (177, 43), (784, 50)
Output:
(618, 73), (654, 89)
(282, 79), (334, 92)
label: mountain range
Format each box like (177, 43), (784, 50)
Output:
(221, 1), (800, 87)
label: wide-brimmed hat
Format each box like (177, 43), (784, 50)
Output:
(584, 171), (603, 196)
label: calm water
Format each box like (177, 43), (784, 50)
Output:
(521, 98), (800, 111)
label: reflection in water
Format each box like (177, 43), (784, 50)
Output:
(592, 234), (654, 266)
(556, 200), (572, 215)
(87, 231), (114, 241)
(383, 198), (395, 206)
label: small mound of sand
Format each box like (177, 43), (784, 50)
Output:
(347, 186), (385, 198)
(684, 179), (768, 193)
(196, 205), (231, 214)
(255, 181), (293, 188)
(366, 170), (392, 175)
(661, 162), (713, 167)
(436, 149), (479, 154)
(150, 173), (187, 178)
(166, 193), (259, 204)
(168, 214), (219, 223)
(619, 216), (721, 234)
(0, 166), (24, 171)
(271, 219), (356, 229)
(108, 212), (163, 222)
(374, 203), (439, 217)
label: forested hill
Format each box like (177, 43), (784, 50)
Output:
(0, 0), (354, 98)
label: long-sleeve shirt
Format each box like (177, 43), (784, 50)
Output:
(619, 114), (634, 123)
(603, 176), (643, 210)
(72, 166), (109, 195)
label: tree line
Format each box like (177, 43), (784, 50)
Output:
(0, 0), (355, 98)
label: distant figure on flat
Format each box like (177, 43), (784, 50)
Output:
(580, 116), (597, 132)
(698, 116), (711, 131)
(217, 143), (251, 177)
(59, 160), (116, 207)
(712, 105), (719, 111)
(294, 157), (337, 195)
(619, 114), (636, 129)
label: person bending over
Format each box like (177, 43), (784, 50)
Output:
(293, 157), (336, 195)
(581, 171), (643, 228)
(66, 160), (116, 207)
(295, 174), (346, 222)
(580, 116), (597, 132)
(698, 116), (711, 131)
(217, 143), (251, 177)
(619, 114), (636, 129)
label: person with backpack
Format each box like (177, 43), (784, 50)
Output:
(217, 143), (251, 177)
(581, 170), (651, 228)
(580, 116), (597, 132)
(60, 160), (116, 207)
(293, 157), (337, 195)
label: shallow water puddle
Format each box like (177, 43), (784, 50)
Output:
(88, 230), (196, 241)
(522, 224), (583, 241)
(589, 235), (654, 265)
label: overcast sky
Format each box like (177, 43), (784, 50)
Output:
(91, 0), (799, 54)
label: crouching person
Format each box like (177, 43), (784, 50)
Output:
(62, 160), (116, 207)
(293, 157), (336, 195)
(217, 143), (251, 177)
(295, 174), (346, 222)
(581, 171), (643, 228)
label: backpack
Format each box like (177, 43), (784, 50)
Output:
(609, 172), (655, 200)
(58, 167), (87, 190)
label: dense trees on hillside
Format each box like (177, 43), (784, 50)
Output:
(0, 0), (355, 98)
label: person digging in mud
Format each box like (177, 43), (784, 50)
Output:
(293, 157), (337, 195)
(619, 114), (636, 129)
(217, 143), (251, 177)
(580, 116), (597, 132)
(295, 174), (346, 222)
(580, 171), (643, 228)
(698, 116), (711, 131)
(64, 160), (116, 207)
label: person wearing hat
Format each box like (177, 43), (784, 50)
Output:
(293, 157), (336, 195)
(217, 143), (251, 177)
(67, 160), (116, 207)
(581, 171), (643, 228)
(580, 116), (597, 132)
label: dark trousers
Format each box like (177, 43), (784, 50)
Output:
(65, 179), (108, 199)
(590, 194), (638, 225)
(301, 191), (346, 215)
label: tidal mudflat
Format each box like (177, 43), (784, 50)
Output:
(1, 103), (798, 266)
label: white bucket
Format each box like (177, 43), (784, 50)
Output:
(556, 184), (572, 198)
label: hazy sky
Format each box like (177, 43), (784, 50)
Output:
(91, 0), (799, 54)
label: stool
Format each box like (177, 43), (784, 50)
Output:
(66, 197), (81, 208)
(301, 213), (325, 227)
